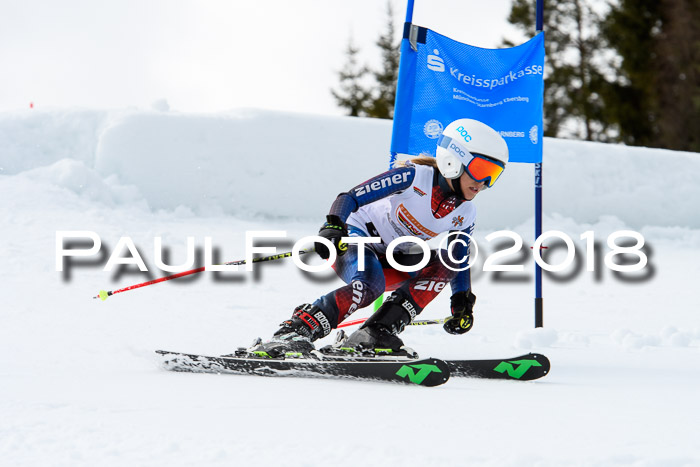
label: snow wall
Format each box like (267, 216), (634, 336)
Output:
(1, 107), (698, 230)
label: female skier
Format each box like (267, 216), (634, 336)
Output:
(250, 118), (509, 358)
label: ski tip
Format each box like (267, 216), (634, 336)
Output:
(528, 352), (551, 375)
(446, 352), (551, 381)
(501, 353), (551, 380)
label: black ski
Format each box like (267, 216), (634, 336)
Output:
(156, 350), (451, 387)
(447, 353), (550, 381)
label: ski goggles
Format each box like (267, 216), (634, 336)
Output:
(438, 135), (505, 188)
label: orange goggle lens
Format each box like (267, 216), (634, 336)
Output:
(466, 155), (505, 187)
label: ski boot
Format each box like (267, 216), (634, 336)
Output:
(244, 304), (332, 359)
(322, 292), (419, 359)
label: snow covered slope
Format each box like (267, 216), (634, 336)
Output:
(4, 107), (699, 227)
(1, 108), (699, 466)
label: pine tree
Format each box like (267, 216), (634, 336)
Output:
(366, 1), (400, 119)
(331, 39), (371, 117)
(505, 0), (615, 141)
(601, 0), (663, 147)
(656, 0), (700, 152)
(604, 0), (700, 151)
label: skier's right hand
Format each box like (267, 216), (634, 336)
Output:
(443, 290), (476, 335)
(315, 215), (348, 260)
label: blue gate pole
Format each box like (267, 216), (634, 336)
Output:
(390, 0), (415, 170)
(534, 0), (544, 328)
(405, 0), (415, 22)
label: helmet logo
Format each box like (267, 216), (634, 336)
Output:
(455, 126), (472, 142)
(449, 142), (466, 158)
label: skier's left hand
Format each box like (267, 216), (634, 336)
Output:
(314, 215), (348, 260)
(443, 290), (476, 335)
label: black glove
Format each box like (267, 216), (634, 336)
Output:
(443, 290), (476, 335)
(315, 215), (348, 260)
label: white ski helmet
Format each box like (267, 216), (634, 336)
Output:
(435, 119), (509, 187)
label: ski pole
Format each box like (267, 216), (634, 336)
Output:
(93, 247), (315, 301)
(337, 316), (449, 329)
